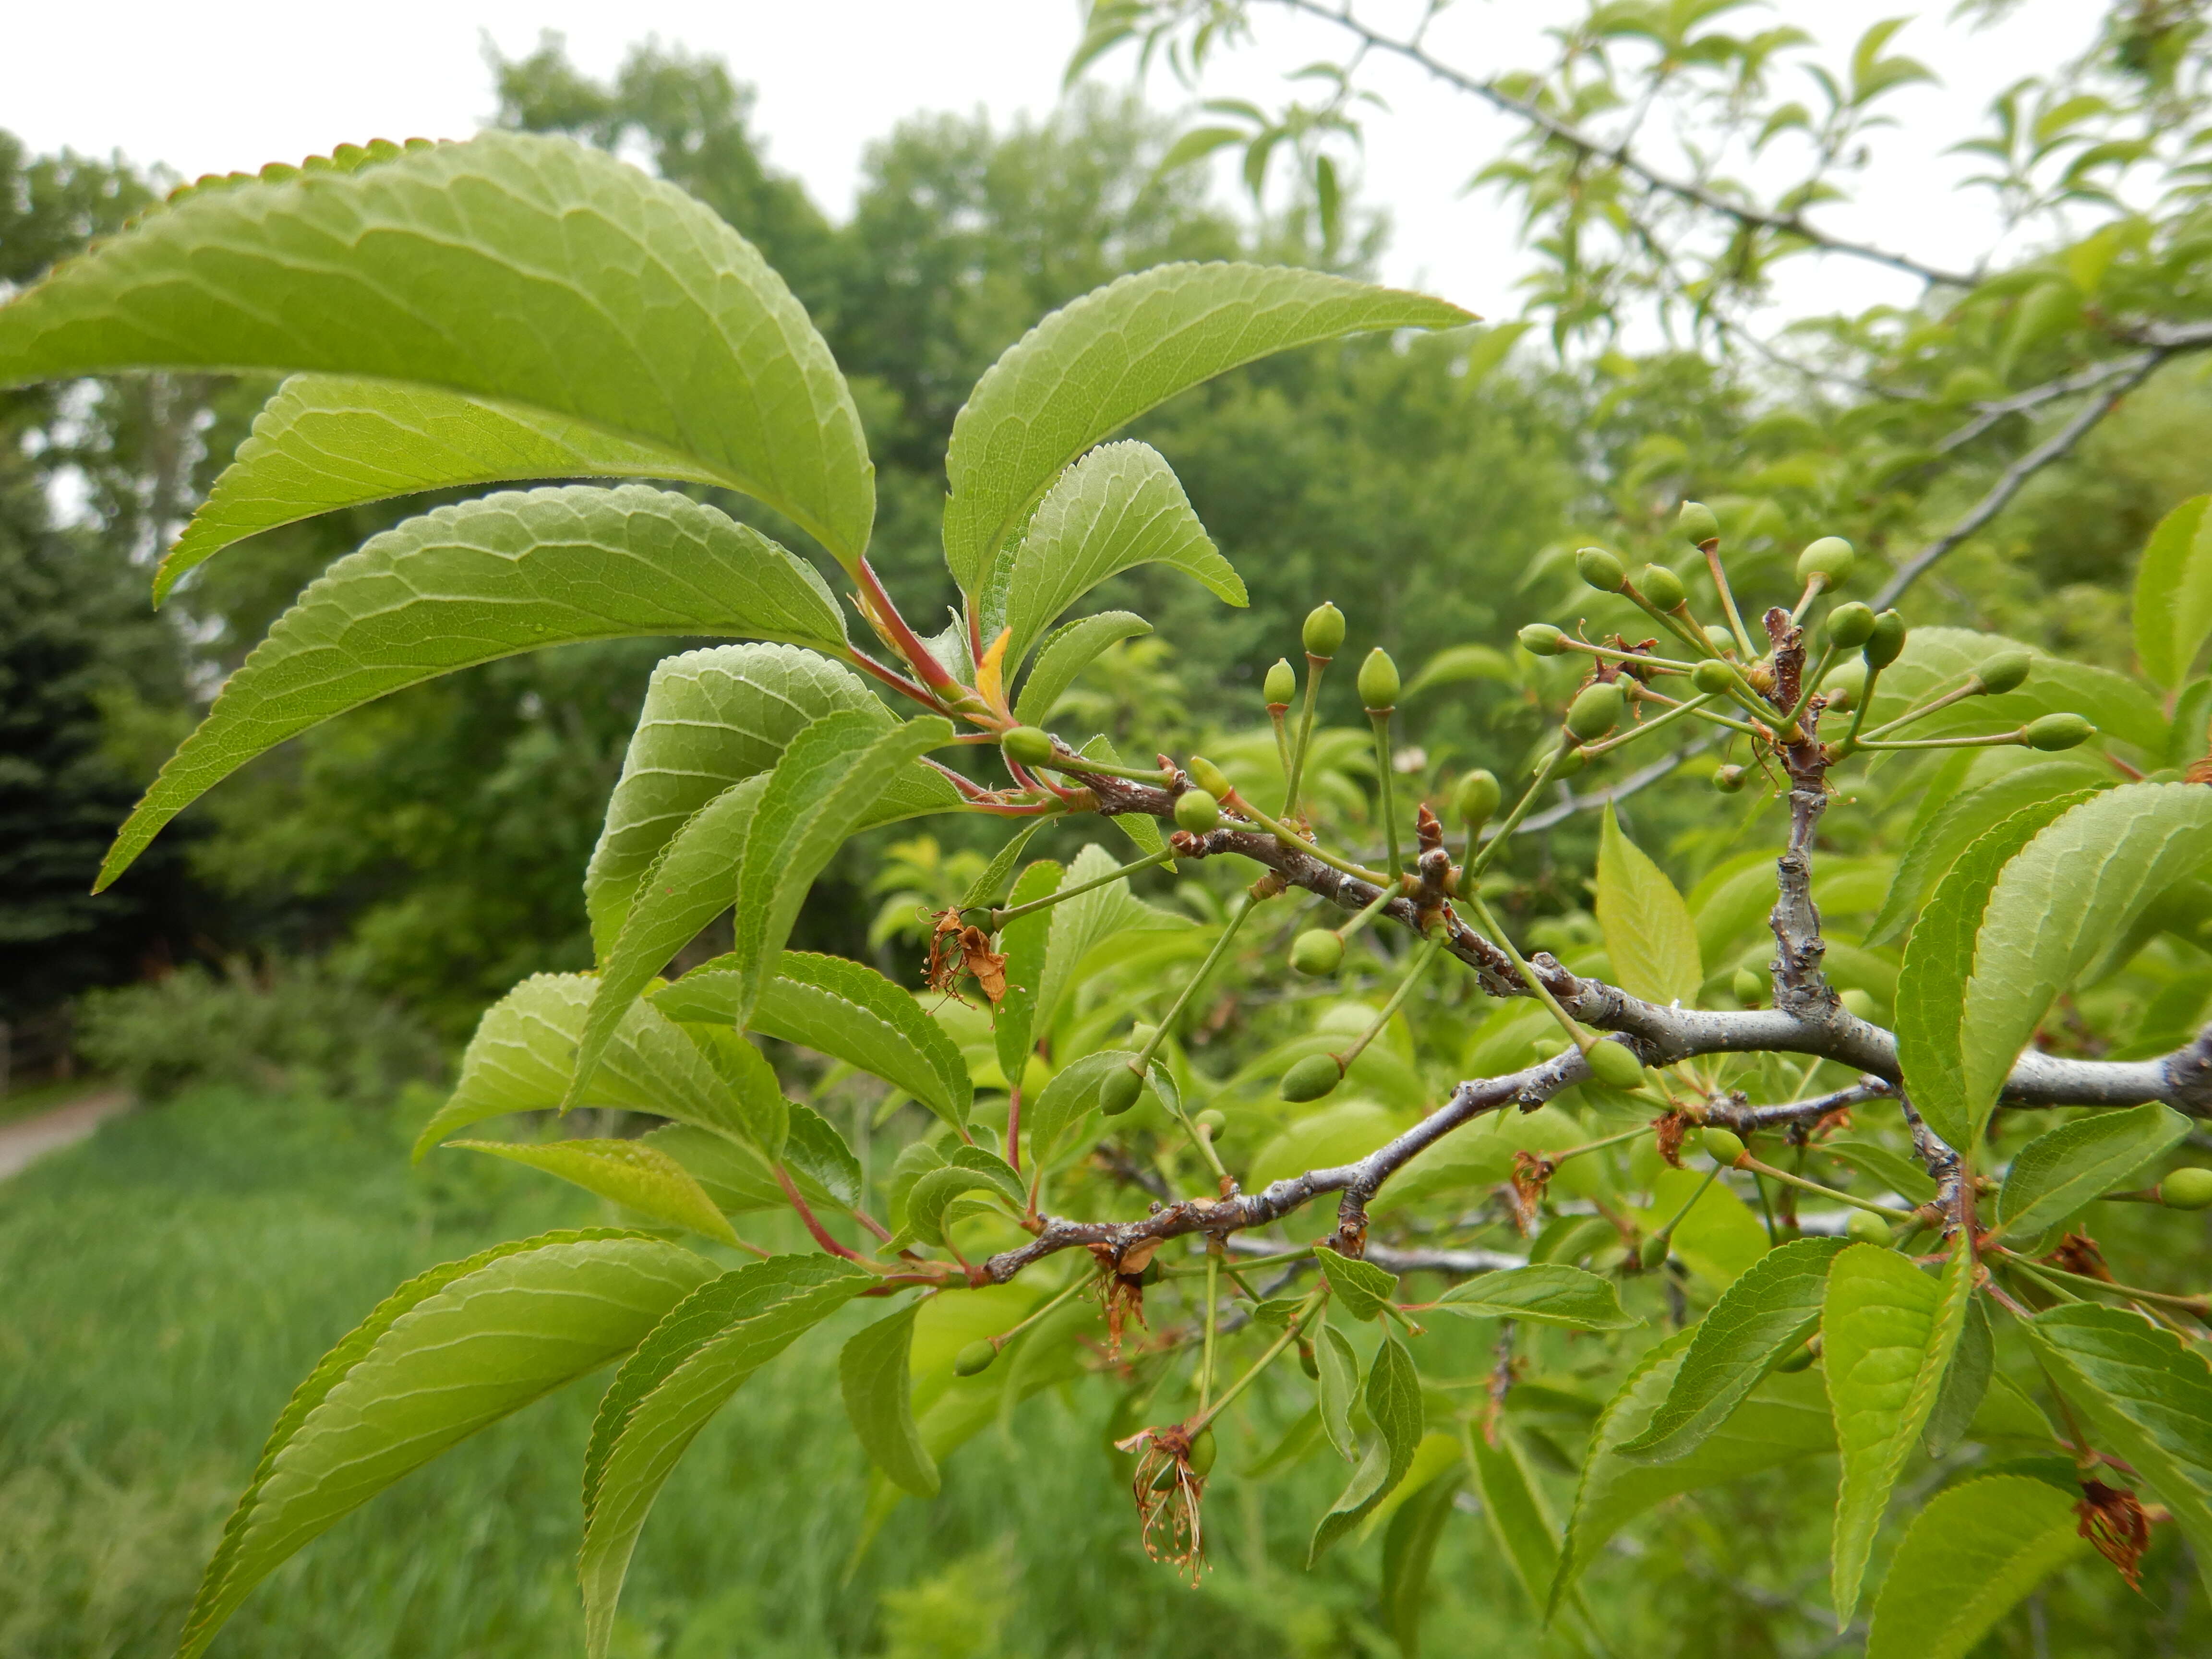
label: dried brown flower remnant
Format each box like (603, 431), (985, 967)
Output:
(2078, 1479), (2153, 1590)
(1118, 1422), (1208, 1582)
(925, 909), (1009, 1005)
(1508, 1151), (1555, 1236)
(2046, 1232), (2115, 1283)
(1653, 1110), (1691, 1169)
(1088, 1239), (1154, 1358)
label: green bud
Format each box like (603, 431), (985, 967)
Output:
(1639, 1234), (1671, 1271)
(1704, 625), (1736, 656)
(1550, 743), (1586, 778)
(1822, 660), (1866, 712)
(1186, 1427), (1217, 1477)
(1576, 546), (1627, 593)
(1265, 657), (1297, 706)
(1000, 725), (1055, 766)
(1194, 1108), (1227, 1134)
(1824, 602), (1877, 650)
(1288, 929), (1345, 977)
(1186, 754), (1232, 797)
(2161, 1167), (2212, 1210)
(1845, 1209), (1893, 1247)
(1582, 1038), (1645, 1090)
(1731, 966), (1766, 1006)
(1529, 1036), (1566, 1060)
(1281, 1053), (1344, 1102)
(1692, 658), (1739, 696)
(1303, 601), (1346, 658)
(1174, 789), (1222, 834)
(1702, 1127), (1747, 1166)
(2025, 711), (2094, 751)
(1714, 764), (1746, 794)
(1677, 500), (1721, 544)
(1358, 647), (1401, 710)
(1774, 1342), (1817, 1373)
(1975, 650), (2032, 696)
(1128, 1022), (1160, 1052)
(1863, 610), (1908, 669)
(1795, 536), (1855, 587)
(953, 1339), (999, 1377)
(1840, 988), (1877, 1022)
(1099, 1065), (1145, 1117)
(1565, 681), (1624, 743)
(1637, 563), (1687, 611)
(1519, 622), (1568, 656)
(1454, 768), (1503, 830)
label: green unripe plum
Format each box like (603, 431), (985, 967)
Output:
(1713, 764), (1746, 794)
(1358, 647), (1401, 709)
(1186, 1428), (1217, 1477)
(1576, 546), (1627, 592)
(1824, 602), (1877, 649)
(1774, 1342), (1817, 1373)
(1550, 743), (1586, 778)
(1265, 657), (1297, 705)
(1303, 601), (1346, 658)
(1845, 1208), (1893, 1247)
(2162, 1167), (2212, 1210)
(1840, 988), (1877, 1022)
(1731, 966), (1766, 1006)
(2025, 712), (2095, 751)
(1702, 1127), (1747, 1166)
(1692, 658), (1739, 695)
(1289, 929), (1345, 976)
(1639, 1234), (1671, 1271)
(1529, 1036), (1566, 1060)
(1186, 754), (1232, 797)
(1704, 625), (1736, 655)
(1128, 1022), (1160, 1051)
(1637, 563), (1687, 611)
(1582, 1038), (1645, 1090)
(1454, 768), (1503, 829)
(1000, 725), (1055, 766)
(1099, 1065), (1145, 1117)
(1975, 650), (2032, 695)
(1822, 660), (1866, 711)
(1194, 1108), (1227, 1135)
(1565, 681), (1624, 743)
(1796, 536), (1854, 587)
(1863, 610), (1908, 669)
(1519, 622), (1568, 656)
(1677, 500), (1721, 544)
(1174, 789), (1222, 834)
(954, 1339), (999, 1377)
(1281, 1053), (1344, 1102)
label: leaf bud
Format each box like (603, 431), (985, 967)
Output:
(1637, 563), (1687, 611)
(1692, 658), (1739, 696)
(1795, 536), (1855, 588)
(1731, 966), (1766, 1006)
(1676, 500), (1721, 545)
(1288, 929), (1345, 976)
(1453, 767), (1502, 830)
(1194, 1107), (1227, 1134)
(1639, 1234), (1671, 1271)
(1518, 622), (1568, 656)
(1174, 788), (1222, 834)
(1187, 1427), (1217, 1476)
(1303, 601), (1346, 659)
(2024, 712), (2095, 751)
(1000, 725), (1055, 766)
(1704, 625), (1736, 656)
(1845, 1209), (1893, 1247)
(1280, 1053), (1344, 1102)
(1265, 657), (1297, 705)
(1099, 1064), (1145, 1117)
(1186, 754), (1232, 797)
(2160, 1167), (2212, 1210)
(1358, 646), (1401, 710)
(1581, 1037), (1645, 1090)
(1565, 681), (1624, 743)
(1701, 1127), (1747, 1167)
(1575, 546), (1627, 593)
(953, 1339), (999, 1377)
(1714, 764), (1746, 794)
(1974, 650), (2032, 696)
(1824, 602), (1877, 650)
(1863, 610), (1908, 669)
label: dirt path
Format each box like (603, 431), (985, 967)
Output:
(0, 1087), (134, 1182)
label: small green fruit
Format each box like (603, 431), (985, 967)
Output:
(1358, 647), (1401, 710)
(1677, 500), (1721, 544)
(1713, 764), (1746, 794)
(1194, 1108), (1227, 1135)
(1529, 1037), (1566, 1060)
(1774, 1342), (1817, 1373)
(1288, 929), (1345, 976)
(1731, 966), (1765, 1006)
(1975, 650), (2032, 696)
(1863, 610), (1908, 669)
(1639, 1234), (1671, 1271)
(1704, 625), (1736, 655)
(1582, 1038), (1645, 1090)
(1845, 1209), (1893, 1247)
(2162, 1167), (2212, 1210)
(1000, 725), (1055, 766)
(1519, 622), (1568, 656)
(1637, 563), (1687, 611)
(1186, 754), (1232, 797)
(1702, 1127), (1747, 1166)
(1174, 789), (1222, 834)
(1565, 681), (1624, 743)
(1822, 660), (1866, 711)
(1795, 536), (1855, 587)
(1099, 1065), (1145, 1117)
(1824, 602), (1877, 649)
(1576, 546), (1627, 593)
(2025, 711), (2095, 751)
(1264, 657), (1297, 705)
(1840, 988), (1877, 1021)
(1298, 1341), (1320, 1380)
(1550, 743), (1586, 778)
(1186, 1428), (1217, 1477)
(1281, 1053), (1344, 1102)
(1454, 768), (1502, 830)
(1692, 658), (1738, 695)
(1129, 1022), (1160, 1051)
(1303, 602), (1346, 658)
(954, 1339), (999, 1377)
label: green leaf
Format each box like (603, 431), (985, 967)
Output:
(782, 1101), (866, 1211)
(959, 822), (1048, 912)
(1995, 1102), (2192, 1243)
(1819, 1137), (1938, 1206)
(640, 1125), (783, 1214)
(1431, 1265), (1638, 1330)
(1869, 625), (2164, 753)
(902, 1150), (1026, 1247)
(99, 486), (851, 891)
(2024, 1301), (2212, 1592)
(1863, 1475), (2088, 1659)
(578, 1255), (873, 1659)
(941, 261), (1471, 598)
(1024, 1049), (1134, 1166)
(1314, 1244), (1400, 1320)
(1924, 1296), (1995, 1458)
(1466, 1425), (1562, 1614)
(0, 132), (875, 567)
(996, 441), (1244, 670)
(1550, 1332), (1833, 1613)
(2133, 493), (2212, 689)
(410, 974), (745, 1159)
(668, 1024), (788, 1161)
(1595, 804), (1702, 1005)
(992, 859), (1065, 1092)
(1381, 1467), (1464, 1659)
(1823, 1237), (1975, 1624)
(839, 1301), (939, 1499)
(155, 373), (728, 601)
(448, 1139), (738, 1244)
(1034, 842), (1188, 1036)
(1619, 1238), (1850, 1462)
(1315, 1322), (1361, 1462)
(1895, 795), (2093, 1152)
(178, 1229), (714, 1659)
(1310, 1332), (1424, 1563)
(1012, 611), (1153, 725)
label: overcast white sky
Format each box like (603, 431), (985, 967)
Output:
(5, 0), (2104, 328)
